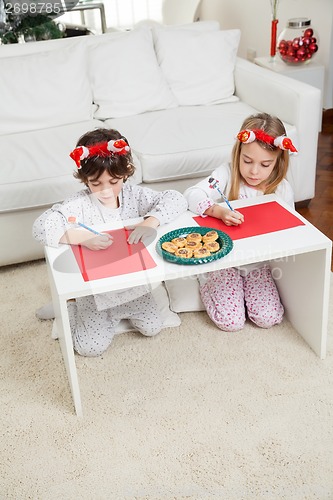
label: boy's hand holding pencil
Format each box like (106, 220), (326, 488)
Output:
(62, 216), (113, 250)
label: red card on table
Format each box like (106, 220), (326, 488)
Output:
(193, 201), (305, 240)
(71, 228), (156, 282)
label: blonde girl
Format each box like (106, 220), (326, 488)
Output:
(184, 112), (297, 331)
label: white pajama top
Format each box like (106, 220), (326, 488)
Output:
(184, 163), (295, 214)
(33, 182), (188, 248)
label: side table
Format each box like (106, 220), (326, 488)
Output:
(254, 56), (325, 131)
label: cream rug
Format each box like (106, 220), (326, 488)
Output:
(1, 260), (333, 499)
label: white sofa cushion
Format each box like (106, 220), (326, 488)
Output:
(89, 28), (177, 119)
(105, 101), (265, 183)
(154, 28), (241, 105)
(0, 44), (92, 135)
(0, 120), (144, 213)
(106, 101), (297, 186)
(0, 121), (100, 212)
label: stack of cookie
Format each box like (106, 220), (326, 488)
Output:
(161, 231), (220, 259)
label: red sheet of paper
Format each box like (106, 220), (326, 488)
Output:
(193, 201), (305, 240)
(71, 228), (156, 282)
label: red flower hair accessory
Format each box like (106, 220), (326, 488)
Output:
(69, 139), (130, 168)
(237, 129), (297, 153)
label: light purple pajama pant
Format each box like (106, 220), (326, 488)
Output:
(199, 265), (284, 332)
(68, 292), (162, 357)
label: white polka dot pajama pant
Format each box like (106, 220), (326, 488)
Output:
(199, 265), (284, 332)
(68, 293), (163, 357)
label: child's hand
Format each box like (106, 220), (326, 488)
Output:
(222, 209), (244, 227)
(126, 225), (157, 244)
(204, 204), (244, 226)
(82, 232), (113, 250)
(126, 216), (159, 244)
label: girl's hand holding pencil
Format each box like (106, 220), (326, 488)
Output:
(208, 177), (235, 212)
(206, 177), (244, 227)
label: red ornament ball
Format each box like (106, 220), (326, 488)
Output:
(296, 47), (306, 58)
(309, 42), (318, 53)
(292, 37), (300, 48)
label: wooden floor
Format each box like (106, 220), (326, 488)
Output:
(296, 109), (333, 270)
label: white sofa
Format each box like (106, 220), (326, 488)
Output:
(0, 21), (321, 267)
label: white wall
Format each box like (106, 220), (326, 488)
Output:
(199, 0), (333, 109)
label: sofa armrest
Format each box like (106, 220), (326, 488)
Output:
(234, 57), (321, 202)
(234, 57), (321, 130)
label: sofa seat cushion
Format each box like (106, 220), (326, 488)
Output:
(106, 101), (289, 184)
(0, 121), (106, 213)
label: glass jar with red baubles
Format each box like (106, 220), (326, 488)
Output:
(277, 18), (319, 65)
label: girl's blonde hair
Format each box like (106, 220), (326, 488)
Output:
(228, 112), (289, 200)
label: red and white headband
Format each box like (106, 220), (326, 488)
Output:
(69, 139), (130, 168)
(237, 129), (298, 153)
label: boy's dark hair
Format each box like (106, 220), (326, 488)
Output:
(73, 128), (135, 184)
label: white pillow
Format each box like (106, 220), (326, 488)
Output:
(153, 20), (220, 32)
(155, 29), (241, 105)
(134, 20), (220, 43)
(89, 28), (177, 119)
(164, 278), (205, 313)
(152, 282), (181, 327)
(148, 20), (220, 46)
(0, 45), (92, 135)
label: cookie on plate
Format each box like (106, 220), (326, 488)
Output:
(194, 247), (211, 258)
(162, 242), (178, 254)
(185, 240), (202, 251)
(171, 236), (187, 248)
(175, 247), (193, 258)
(202, 230), (219, 243)
(204, 241), (220, 253)
(186, 232), (202, 243)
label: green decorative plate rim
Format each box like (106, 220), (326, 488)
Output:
(156, 226), (233, 265)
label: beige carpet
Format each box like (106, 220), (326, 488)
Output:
(1, 260), (333, 499)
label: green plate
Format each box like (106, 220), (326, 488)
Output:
(156, 226), (233, 265)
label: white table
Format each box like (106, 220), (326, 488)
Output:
(45, 195), (332, 416)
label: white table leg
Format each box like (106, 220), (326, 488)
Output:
(57, 298), (83, 417)
(272, 248), (331, 359)
(51, 319), (58, 339)
(46, 260), (83, 417)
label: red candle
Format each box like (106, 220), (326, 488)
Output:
(270, 19), (279, 57)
